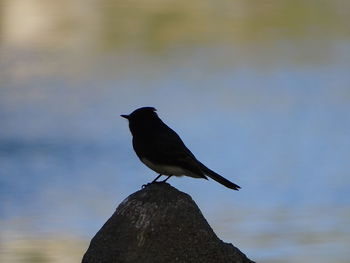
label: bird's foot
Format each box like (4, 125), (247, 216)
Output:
(141, 180), (170, 189)
(141, 183), (151, 189)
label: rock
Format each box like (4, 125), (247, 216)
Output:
(82, 183), (254, 263)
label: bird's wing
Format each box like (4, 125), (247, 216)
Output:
(154, 128), (240, 190)
(138, 129), (207, 179)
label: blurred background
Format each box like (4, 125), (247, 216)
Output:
(1, 0), (350, 262)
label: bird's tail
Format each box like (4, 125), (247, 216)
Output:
(198, 162), (241, 190)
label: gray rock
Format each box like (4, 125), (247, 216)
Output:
(82, 183), (255, 263)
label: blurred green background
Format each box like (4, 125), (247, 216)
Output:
(1, 0), (350, 262)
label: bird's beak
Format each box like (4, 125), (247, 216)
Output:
(121, 114), (129, 119)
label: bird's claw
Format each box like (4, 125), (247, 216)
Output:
(141, 181), (169, 189)
(141, 183), (150, 189)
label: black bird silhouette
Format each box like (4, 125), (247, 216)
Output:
(121, 107), (240, 190)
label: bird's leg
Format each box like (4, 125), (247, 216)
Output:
(152, 174), (163, 183)
(142, 174), (163, 188)
(161, 175), (173, 183)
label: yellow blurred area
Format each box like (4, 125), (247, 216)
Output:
(1, 0), (349, 50)
(0, 237), (87, 263)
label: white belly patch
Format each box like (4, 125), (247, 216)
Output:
(141, 158), (185, 176)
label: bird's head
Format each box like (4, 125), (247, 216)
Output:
(121, 107), (159, 135)
(121, 107), (157, 122)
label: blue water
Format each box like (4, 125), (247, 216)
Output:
(1, 46), (350, 262)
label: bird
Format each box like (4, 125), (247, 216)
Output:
(121, 107), (240, 190)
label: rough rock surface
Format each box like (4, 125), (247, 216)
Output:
(82, 183), (254, 263)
